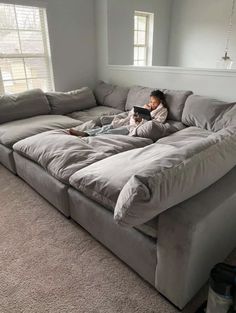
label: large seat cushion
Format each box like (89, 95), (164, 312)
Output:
(69, 127), (213, 212)
(67, 105), (123, 123)
(0, 115), (80, 147)
(182, 95), (236, 131)
(94, 81), (129, 111)
(46, 87), (96, 115)
(0, 89), (50, 124)
(164, 89), (193, 121)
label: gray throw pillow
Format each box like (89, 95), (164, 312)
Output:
(164, 89), (193, 121)
(46, 87), (96, 115)
(0, 89), (50, 124)
(94, 81), (129, 111)
(182, 95), (236, 131)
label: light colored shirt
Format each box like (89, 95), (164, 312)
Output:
(111, 103), (168, 135)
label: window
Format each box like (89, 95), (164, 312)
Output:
(134, 11), (154, 66)
(0, 3), (54, 94)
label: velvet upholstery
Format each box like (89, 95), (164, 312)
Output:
(156, 166), (236, 308)
(68, 187), (157, 286)
(14, 153), (70, 217)
(0, 144), (16, 173)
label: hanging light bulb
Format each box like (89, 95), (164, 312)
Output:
(217, 0), (235, 69)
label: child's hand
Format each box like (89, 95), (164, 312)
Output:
(133, 114), (142, 123)
(144, 103), (151, 110)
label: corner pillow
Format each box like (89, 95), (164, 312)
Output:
(164, 89), (193, 122)
(114, 127), (236, 227)
(94, 81), (129, 111)
(182, 95), (236, 131)
(0, 89), (50, 124)
(46, 87), (96, 115)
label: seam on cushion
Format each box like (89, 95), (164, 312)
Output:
(102, 85), (116, 106)
(76, 181), (117, 209)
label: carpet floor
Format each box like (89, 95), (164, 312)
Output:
(0, 165), (235, 313)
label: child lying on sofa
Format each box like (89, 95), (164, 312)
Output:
(69, 90), (168, 137)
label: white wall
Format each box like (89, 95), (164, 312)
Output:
(2, 0), (97, 91)
(95, 0), (236, 102)
(107, 0), (172, 66)
(168, 0), (236, 68)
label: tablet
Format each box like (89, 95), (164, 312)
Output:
(133, 106), (152, 120)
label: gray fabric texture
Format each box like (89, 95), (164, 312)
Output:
(0, 115), (80, 147)
(156, 166), (236, 309)
(114, 127), (236, 226)
(100, 112), (129, 126)
(182, 95), (236, 131)
(135, 218), (158, 239)
(46, 87), (96, 115)
(125, 86), (159, 111)
(164, 89), (193, 121)
(67, 105), (123, 124)
(156, 126), (213, 147)
(94, 81), (129, 111)
(13, 131), (152, 184)
(133, 120), (186, 142)
(0, 89), (50, 124)
(69, 127), (212, 211)
(0, 143), (16, 173)
(69, 188), (157, 286)
(14, 152), (70, 216)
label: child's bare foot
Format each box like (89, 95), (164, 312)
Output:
(69, 129), (89, 137)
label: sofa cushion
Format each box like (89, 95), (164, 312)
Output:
(0, 89), (50, 124)
(157, 126), (213, 147)
(46, 87), (96, 115)
(67, 105), (123, 124)
(125, 86), (159, 111)
(182, 95), (236, 131)
(14, 132), (152, 184)
(69, 126), (212, 211)
(133, 120), (186, 142)
(164, 89), (193, 121)
(0, 115), (80, 147)
(94, 81), (129, 111)
(113, 126), (236, 226)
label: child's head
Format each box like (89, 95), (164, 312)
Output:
(149, 90), (166, 110)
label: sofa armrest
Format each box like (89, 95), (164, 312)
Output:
(155, 166), (236, 309)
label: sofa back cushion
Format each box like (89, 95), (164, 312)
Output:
(164, 89), (193, 121)
(0, 89), (50, 124)
(94, 81), (129, 111)
(125, 86), (158, 111)
(125, 86), (192, 121)
(46, 87), (96, 115)
(182, 95), (236, 131)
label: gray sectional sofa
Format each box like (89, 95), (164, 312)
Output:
(0, 81), (236, 309)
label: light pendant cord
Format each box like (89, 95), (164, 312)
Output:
(225, 0), (235, 55)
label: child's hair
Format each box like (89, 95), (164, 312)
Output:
(150, 90), (167, 107)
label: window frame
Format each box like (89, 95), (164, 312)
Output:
(134, 11), (154, 67)
(0, 3), (54, 94)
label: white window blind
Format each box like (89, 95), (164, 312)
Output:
(134, 11), (154, 66)
(0, 3), (54, 94)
